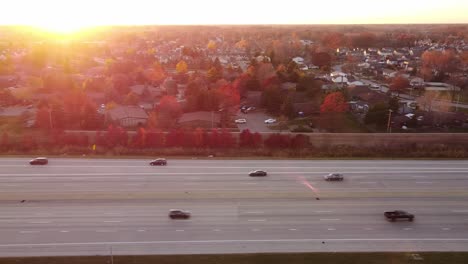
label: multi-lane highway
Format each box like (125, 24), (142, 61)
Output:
(0, 158), (468, 256)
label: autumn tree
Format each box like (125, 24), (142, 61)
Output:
(124, 92), (140, 105)
(320, 92), (348, 132)
(0, 132), (9, 150)
(264, 133), (291, 148)
(320, 92), (348, 113)
(311, 52), (332, 69)
(35, 107), (51, 130)
(176, 60), (188, 74)
(207, 40), (217, 51)
(364, 103), (391, 129)
(157, 96), (182, 128)
(390, 75), (410, 95)
(421, 50), (458, 81)
(290, 134), (308, 149)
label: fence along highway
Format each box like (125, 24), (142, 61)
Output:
(0, 158), (468, 256)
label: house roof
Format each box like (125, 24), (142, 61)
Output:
(108, 105), (148, 121)
(178, 111), (220, 123)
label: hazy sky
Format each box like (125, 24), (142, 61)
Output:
(1, 0), (467, 31)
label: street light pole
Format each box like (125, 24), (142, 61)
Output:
(386, 109), (393, 133)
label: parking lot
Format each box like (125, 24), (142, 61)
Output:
(235, 110), (277, 132)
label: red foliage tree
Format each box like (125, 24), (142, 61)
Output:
(264, 133), (291, 148)
(165, 129), (186, 147)
(35, 107), (51, 130)
(320, 92), (348, 113)
(133, 127), (147, 148)
(219, 128), (235, 148)
(146, 130), (165, 148)
(0, 132), (9, 150)
(239, 129), (253, 147)
(390, 75), (410, 95)
(311, 52), (332, 68)
(290, 134), (309, 149)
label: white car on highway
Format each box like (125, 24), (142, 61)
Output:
(235, 118), (247, 124)
(264, 118), (277, 124)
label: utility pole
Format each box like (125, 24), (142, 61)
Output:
(387, 109), (393, 133)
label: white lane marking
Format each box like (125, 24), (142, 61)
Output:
(248, 219), (266, 222)
(451, 210), (468, 213)
(315, 210), (333, 213)
(4, 238), (468, 247)
(416, 181), (434, 184)
(320, 219), (340, 221)
(359, 181), (377, 184)
(327, 228), (336, 231)
(289, 229), (297, 231)
(364, 228), (373, 230)
(176, 230), (184, 232)
(251, 229), (260, 232)
(403, 228), (413, 230)
(245, 211), (264, 214)
(183, 183), (201, 185)
(103, 221), (122, 223)
(60, 230), (69, 233)
(96, 230), (116, 233)
(103, 213), (123, 216)
(125, 183), (142, 186)
(442, 228), (451, 231)
(241, 183), (258, 185)
(19, 231), (39, 234)
(411, 176), (427, 178)
(29, 221), (52, 224)
(137, 230), (146, 232)
(213, 229), (221, 232)
(34, 213), (52, 216)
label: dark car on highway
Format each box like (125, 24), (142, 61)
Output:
(29, 157), (48, 165)
(169, 209), (191, 219)
(249, 170), (267, 177)
(150, 158), (167, 166)
(384, 210), (415, 222)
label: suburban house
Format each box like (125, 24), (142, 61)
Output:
(382, 69), (398, 78)
(107, 105), (148, 127)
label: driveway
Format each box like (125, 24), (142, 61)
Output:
(235, 111), (276, 132)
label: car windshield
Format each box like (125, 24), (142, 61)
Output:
(0, 8), (465, 262)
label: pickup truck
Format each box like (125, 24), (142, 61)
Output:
(384, 210), (414, 221)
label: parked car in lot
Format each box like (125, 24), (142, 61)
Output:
(150, 158), (167, 166)
(324, 173), (344, 181)
(264, 118), (277, 124)
(29, 157), (48, 165)
(384, 210), (414, 222)
(249, 170), (267, 177)
(235, 118), (247, 124)
(169, 209), (191, 219)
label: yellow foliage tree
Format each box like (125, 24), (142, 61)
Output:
(176, 60), (188, 74)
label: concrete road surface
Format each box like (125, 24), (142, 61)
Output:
(0, 158), (468, 256)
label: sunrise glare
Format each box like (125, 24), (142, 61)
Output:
(1, 0), (467, 33)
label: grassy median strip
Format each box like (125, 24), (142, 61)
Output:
(1, 252), (468, 264)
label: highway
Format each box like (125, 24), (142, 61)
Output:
(0, 158), (468, 256)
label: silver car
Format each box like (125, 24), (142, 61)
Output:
(324, 173), (344, 181)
